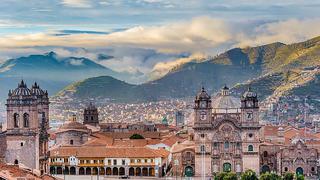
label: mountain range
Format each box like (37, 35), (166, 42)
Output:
(0, 52), (129, 101)
(57, 36), (320, 103)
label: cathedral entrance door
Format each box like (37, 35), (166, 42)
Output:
(223, 163), (232, 172)
(185, 166), (193, 177)
(296, 167), (303, 175)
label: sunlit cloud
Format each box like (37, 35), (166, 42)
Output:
(61, 0), (92, 8)
(0, 17), (319, 81)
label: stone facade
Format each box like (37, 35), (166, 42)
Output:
(280, 140), (318, 176)
(2, 81), (49, 175)
(193, 86), (261, 176)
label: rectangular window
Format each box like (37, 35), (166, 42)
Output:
(224, 142), (229, 149)
(108, 160), (111, 165)
(113, 159), (117, 165)
(130, 159), (134, 163)
(200, 145), (205, 152)
(122, 160), (125, 165)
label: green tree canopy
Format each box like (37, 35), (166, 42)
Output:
(241, 169), (258, 180)
(296, 174), (304, 180)
(283, 172), (294, 180)
(259, 172), (281, 180)
(214, 172), (238, 180)
(129, 133), (145, 139)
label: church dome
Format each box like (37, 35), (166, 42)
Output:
(212, 85), (240, 113)
(11, 80), (32, 96)
(31, 82), (46, 96)
(59, 114), (88, 132)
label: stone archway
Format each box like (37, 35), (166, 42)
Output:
(79, 167), (85, 175)
(296, 167), (303, 175)
(223, 163), (232, 172)
(119, 167), (125, 175)
(149, 168), (155, 176)
(261, 165), (270, 174)
(129, 167), (135, 176)
(142, 168), (148, 176)
(99, 167), (105, 175)
(135, 168), (142, 176)
(92, 167), (98, 175)
(86, 167), (91, 175)
(106, 167), (112, 175)
(56, 167), (63, 174)
(64, 167), (69, 175)
(112, 167), (118, 175)
(50, 167), (56, 174)
(185, 166), (194, 177)
(70, 167), (76, 175)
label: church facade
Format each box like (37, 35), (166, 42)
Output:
(192, 86), (319, 177)
(193, 86), (261, 176)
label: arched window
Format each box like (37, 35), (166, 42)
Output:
(263, 151), (268, 157)
(13, 113), (19, 128)
(14, 159), (18, 165)
(23, 113), (29, 127)
(284, 167), (288, 172)
(248, 145), (254, 152)
(70, 140), (74, 145)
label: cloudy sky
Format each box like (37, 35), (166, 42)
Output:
(0, 0), (320, 83)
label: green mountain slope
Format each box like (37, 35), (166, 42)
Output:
(56, 36), (320, 103)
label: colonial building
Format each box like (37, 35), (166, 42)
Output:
(193, 86), (261, 176)
(0, 81), (50, 175)
(55, 114), (90, 146)
(171, 135), (195, 177)
(49, 146), (168, 177)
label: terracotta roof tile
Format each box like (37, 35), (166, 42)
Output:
(50, 146), (169, 158)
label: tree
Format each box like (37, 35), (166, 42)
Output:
(241, 170), (258, 180)
(296, 174), (304, 180)
(259, 172), (281, 180)
(214, 172), (238, 180)
(129, 134), (145, 139)
(283, 172), (294, 180)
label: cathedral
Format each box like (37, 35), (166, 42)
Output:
(193, 86), (260, 176)
(0, 80), (49, 175)
(190, 86), (319, 178)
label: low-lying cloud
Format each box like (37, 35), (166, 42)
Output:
(0, 17), (320, 82)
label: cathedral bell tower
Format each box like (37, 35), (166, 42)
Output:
(194, 87), (212, 125)
(240, 86), (259, 126)
(240, 86), (261, 174)
(83, 102), (99, 126)
(5, 81), (49, 175)
(193, 87), (212, 177)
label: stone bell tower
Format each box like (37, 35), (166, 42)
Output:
(193, 87), (212, 177)
(5, 81), (49, 175)
(240, 87), (261, 173)
(83, 102), (99, 126)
